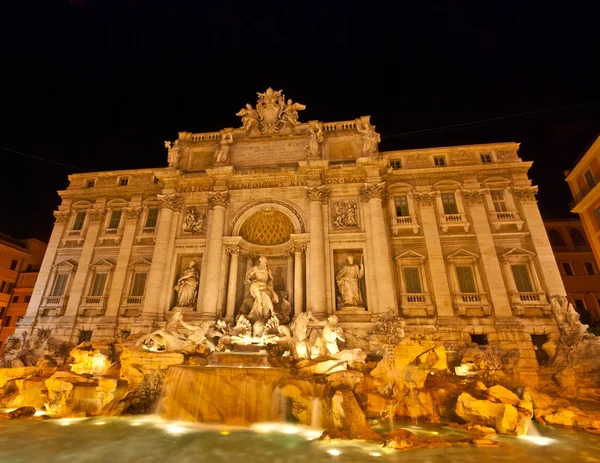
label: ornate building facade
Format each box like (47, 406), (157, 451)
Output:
(15, 89), (567, 366)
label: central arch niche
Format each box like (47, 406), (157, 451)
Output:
(239, 208), (295, 245)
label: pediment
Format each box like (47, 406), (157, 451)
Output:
(502, 247), (536, 259)
(395, 250), (426, 261)
(129, 258), (152, 268)
(446, 249), (479, 261)
(90, 259), (114, 269)
(52, 259), (77, 270)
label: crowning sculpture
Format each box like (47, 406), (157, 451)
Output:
(164, 140), (181, 168)
(237, 88), (305, 134)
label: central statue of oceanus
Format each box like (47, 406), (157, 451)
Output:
(243, 256), (280, 337)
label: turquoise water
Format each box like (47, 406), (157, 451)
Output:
(0, 416), (598, 463)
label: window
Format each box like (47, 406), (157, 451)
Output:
(595, 207), (600, 228)
(491, 191), (508, 212)
(480, 153), (493, 164)
(26, 264), (32, 271)
(394, 195), (410, 217)
(85, 179), (95, 188)
(584, 169), (596, 190)
(5, 283), (14, 294)
(403, 267), (422, 293)
(470, 334), (488, 345)
(511, 264), (534, 292)
(24, 295), (31, 303)
(433, 156), (446, 167)
(145, 208), (159, 228)
(72, 212), (86, 231)
(441, 193), (458, 214)
(0, 307), (5, 319)
(78, 330), (93, 344)
(131, 272), (148, 296)
(562, 262), (574, 276)
(569, 229), (586, 246)
(108, 209), (122, 229)
(51, 274), (69, 297)
(585, 262), (597, 275)
(90, 273), (108, 297)
(153, 176), (160, 184)
(2, 316), (12, 327)
(119, 177), (129, 186)
(547, 229), (565, 247)
(11, 295), (19, 304)
(390, 159), (403, 169)
(9, 259), (18, 271)
(573, 299), (592, 325)
(0, 281), (5, 293)
(531, 334), (550, 366)
(456, 266), (477, 293)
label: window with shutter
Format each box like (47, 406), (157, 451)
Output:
(456, 266), (477, 293)
(394, 195), (409, 217)
(72, 212), (86, 231)
(441, 193), (458, 214)
(403, 267), (422, 293)
(90, 273), (108, 296)
(511, 265), (533, 292)
(108, 210), (122, 229)
(145, 208), (159, 228)
(51, 274), (69, 297)
(491, 191), (508, 212)
(131, 273), (148, 296)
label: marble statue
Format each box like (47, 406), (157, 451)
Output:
(281, 99), (306, 129)
(289, 311), (319, 359)
(244, 256), (279, 337)
(305, 121), (323, 158)
(276, 291), (293, 325)
(183, 207), (205, 234)
(137, 311), (187, 352)
(336, 255), (365, 308)
(164, 140), (181, 168)
(356, 118), (381, 155)
(214, 132), (234, 165)
(179, 319), (217, 351)
(173, 261), (200, 308)
(236, 103), (260, 132)
(317, 315), (345, 355)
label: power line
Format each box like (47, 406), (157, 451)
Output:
(0, 146), (88, 171)
(382, 99), (600, 140)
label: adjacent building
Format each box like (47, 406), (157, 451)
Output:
(565, 134), (600, 267)
(0, 234), (47, 354)
(12, 89), (568, 374)
(544, 218), (600, 326)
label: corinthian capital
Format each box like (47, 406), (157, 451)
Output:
(124, 207), (143, 220)
(414, 191), (438, 207)
(87, 208), (106, 221)
(53, 210), (70, 224)
(305, 186), (329, 203)
(158, 193), (183, 211)
(463, 189), (489, 205)
(511, 186), (538, 203)
(359, 182), (386, 202)
(208, 191), (229, 209)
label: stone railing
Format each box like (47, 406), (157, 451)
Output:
(136, 227), (157, 244)
(322, 120), (357, 132)
(81, 295), (106, 306)
(489, 211), (524, 231)
(120, 296), (144, 317)
(399, 292), (434, 317)
(68, 230), (82, 237)
(79, 295), (107, 317)
(509, 291), (551, 317)
(453, 292), (492, 316)
(190, 132), (221, 142)
(391, 216), (420, 235)
(40, 296), (67, 316)
(439, 213), (470, 233)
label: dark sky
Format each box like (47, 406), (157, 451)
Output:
(1, 0), (599, 241)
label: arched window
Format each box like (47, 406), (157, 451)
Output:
(569, 228), (586, 246)
(547, 229), (565, 247)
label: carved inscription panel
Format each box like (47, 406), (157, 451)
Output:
(229, 139), (307, 166)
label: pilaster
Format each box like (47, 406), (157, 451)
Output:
(305, 186), (328, 318)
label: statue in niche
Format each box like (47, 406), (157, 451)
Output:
(336, 254), (365, 308)
(236, 104), (260, 133)
(275, 291), (293, 325)
(183, 207), (205, 234)
(356, 118), (381, 155)
(305, 121), (323, 158)
(214, 132), (234, 165)
(164, 140), (181, 168)
(280, 99), (306, 129)
(173, 261), (200, 308)
(244, 256), (280, 336)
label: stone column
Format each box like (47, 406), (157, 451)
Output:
(286, 251), (294, 304)
(360, 183), (396, 313)
(105, 207), (141, 319)
(305, 187), (328, 318)
(415, 192), (454, 317)
(201, 191), (229, 318)
(463, 190), (512, 316)
(216, 248), (230, 318)
(294, 245), (305, 316)
(142, 194), (181, 320)
(19, 210), (70, 328)
(513, 186), (566, 296)
(64, 208), (105, 319)
(225, 247), (240, 321)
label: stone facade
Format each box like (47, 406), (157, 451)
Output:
(13, 89), (566, 369)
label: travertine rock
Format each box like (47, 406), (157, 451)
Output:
(326, 370), (364, 390)
(330, 386), (381, 441)
(455, 392), (521, 435)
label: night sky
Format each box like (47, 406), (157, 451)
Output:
(2, 0), (599, 242)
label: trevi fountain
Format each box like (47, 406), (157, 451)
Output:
(1, 89), (600, 461)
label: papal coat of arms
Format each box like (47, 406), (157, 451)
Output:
(237, 87), (305, 134)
